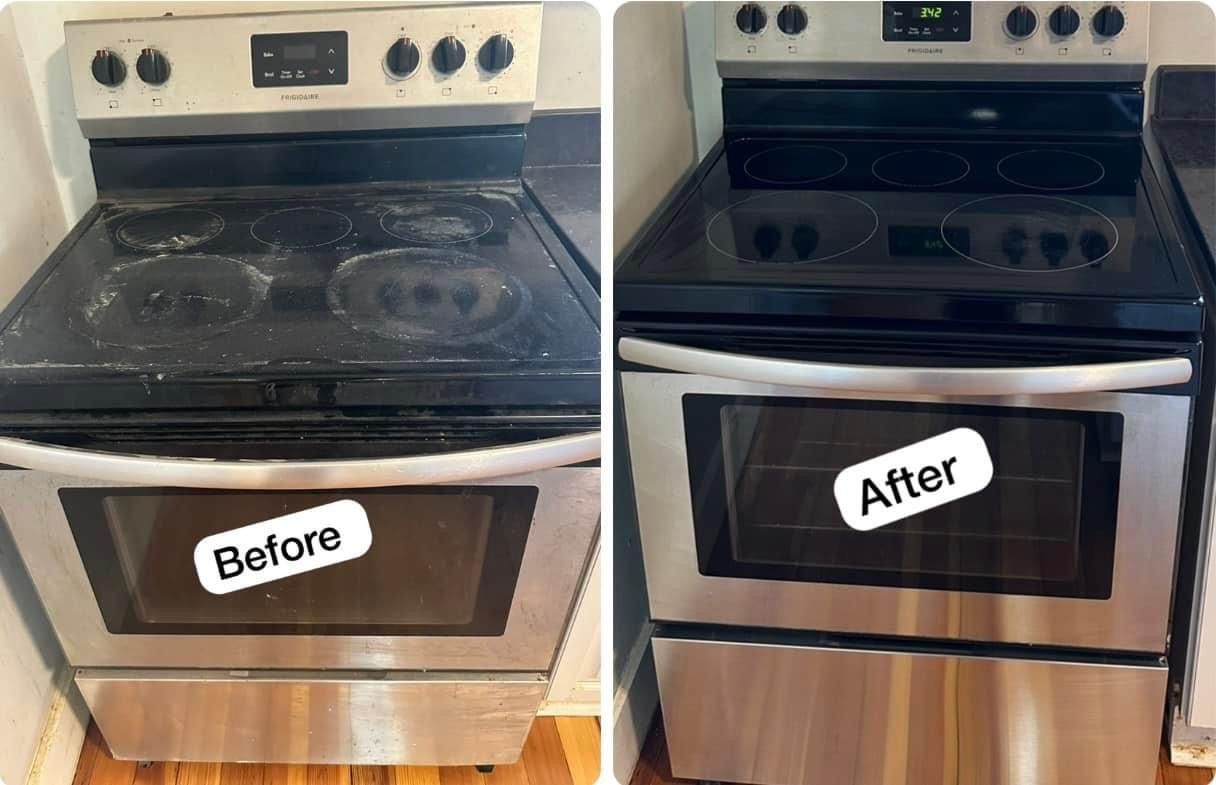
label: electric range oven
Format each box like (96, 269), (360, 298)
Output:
(616, 4), (1200, 784)
(0, 3), (599, 768)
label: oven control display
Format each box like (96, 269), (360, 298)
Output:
(252, 31), (348, 88)
(882, 2), (972, 42)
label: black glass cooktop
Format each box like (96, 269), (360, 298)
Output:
(616, 137), (1203, 334)
(0, 186), (600, 413)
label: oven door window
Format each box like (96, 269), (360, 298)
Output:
(60, 487), (537, 636)
(683, 396), (1122, 598)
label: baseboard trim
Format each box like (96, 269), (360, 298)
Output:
(25, 668), (88, 785)
(1172, 710), (1216, 767)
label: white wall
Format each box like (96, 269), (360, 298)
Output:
(7, 0), (601, 227)
(612, 1), (700, 256)
(0, 10), (78, 785)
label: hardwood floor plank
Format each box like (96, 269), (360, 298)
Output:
(519, 718), (573, 785)
(391, 767), (442, 785)
(74, 726), (140, 785)
(436, 767), (486, 785)
(265, 765), (309, 785)
(553, 718), (599, 785)
(220, 763), (264, 785)
(134, 762), (178, 785)
(480, 762), (531, 785)
(351, 767), (391, 785)
(305, 766), (351, 785)
(177, 763), (222, 785)
(1159, 751), (1216, 785)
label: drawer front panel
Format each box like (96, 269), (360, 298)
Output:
(654, 636), (1165, 785)
(77, 669), (547, 765)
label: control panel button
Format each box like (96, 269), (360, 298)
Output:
(432, 35), (466, 74)
(777, 5), (808, 35)
(91, 49), (127, 87)
(136, 48), (171, 85)
(478, 34), (515, 72)
(1092, 4), (1125, 37)
(736, 3), (767, 34)
(1004, 5), (1037, 39)
(385, 37), (421, 78)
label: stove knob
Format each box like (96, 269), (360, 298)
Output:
(1080, 229), (1110, 261)
(754, 225), (781, 260)
(792, 224), (819, 260)
(777, 4), (808, 35)
(432, 35), (466, 74)
(136, 48), (170, 85)
(1004, 5), (1037, 39)
(385, 37), (421, 77)
(478, 34), (515, 72)
(1040, 232), (1070, 267)
(91, 49), (127, 86)
(736, 3), (768, 34)
(1092, 4), (1125, 37)
(1001, 226), (1029, 265)
(1048, 5), (1081, 36)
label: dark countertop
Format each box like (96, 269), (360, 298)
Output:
(1151, 67), (1216, 266)
(524, 164), (601, 279)
(523, 112), (601, 289)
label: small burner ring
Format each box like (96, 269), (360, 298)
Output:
(996, 149), (1106, 191)
(380, 201), (495, 244)
(871, 149), (971, 188)
(742, 145), (848, 185)
(115, 208), (225, 251)
(251, 207), (353, 249)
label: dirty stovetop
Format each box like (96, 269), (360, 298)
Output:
(0, 185), (601, 414)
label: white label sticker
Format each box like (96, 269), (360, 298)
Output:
(193, 500), (372, 595)
(833, 427), (994, 532)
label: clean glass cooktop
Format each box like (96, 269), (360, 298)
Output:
(0, 188), (599, 374)
(617, 137), (1202, 332)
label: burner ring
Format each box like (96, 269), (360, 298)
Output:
(115, 208), (225, 251)
(742, 145), (848, 185)
(871, 149), (971, 188)
(73, 255), (271, 348)
(380, 201), (495, 244)
(251, 207), (353, 249)
(706, 191), (880, 264)
(326, 248), (532, 344)
(940, 194), (1119, 273)
(996, 149), (1106, 191)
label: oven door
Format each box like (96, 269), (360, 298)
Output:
(620, 336), (1191, 653)
(0, 433), (599, 671)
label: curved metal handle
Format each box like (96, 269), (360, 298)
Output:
(618, 337), (1192, 395)
(0, 432), (600, 489)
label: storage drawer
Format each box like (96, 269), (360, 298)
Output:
(77, 668), (548, 765)
(653, 636), (1166, 785)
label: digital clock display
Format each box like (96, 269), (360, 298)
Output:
(888, 226), (970, 258)
(882, 2), (972, 42)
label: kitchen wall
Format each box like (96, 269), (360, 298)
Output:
(0, 6), (84, 785)
(7, 0), (600, 229)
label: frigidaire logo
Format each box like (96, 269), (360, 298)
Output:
(281, 93), (320, 101)
(906, 47), (945, 54)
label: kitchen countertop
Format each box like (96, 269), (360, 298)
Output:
(523, 112), (601, 289)
(1151, 67), (1216, 266)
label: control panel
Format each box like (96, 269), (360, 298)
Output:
(65, 3), (541, 138)
(718, 2), (1148, 81)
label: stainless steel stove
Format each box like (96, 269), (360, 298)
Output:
(617, 4), (1193, 785)
(0, 3), (599, 769)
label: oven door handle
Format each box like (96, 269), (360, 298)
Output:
(0, 432), (600, 489)
(618, 337), (1192, 395)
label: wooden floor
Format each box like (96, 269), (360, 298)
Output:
(629, 717), (1214, 785)
(74, 717), (599, 785)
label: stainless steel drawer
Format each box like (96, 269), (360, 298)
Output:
(653, 636), (1166, 785)
(77, 668), (547, 765)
